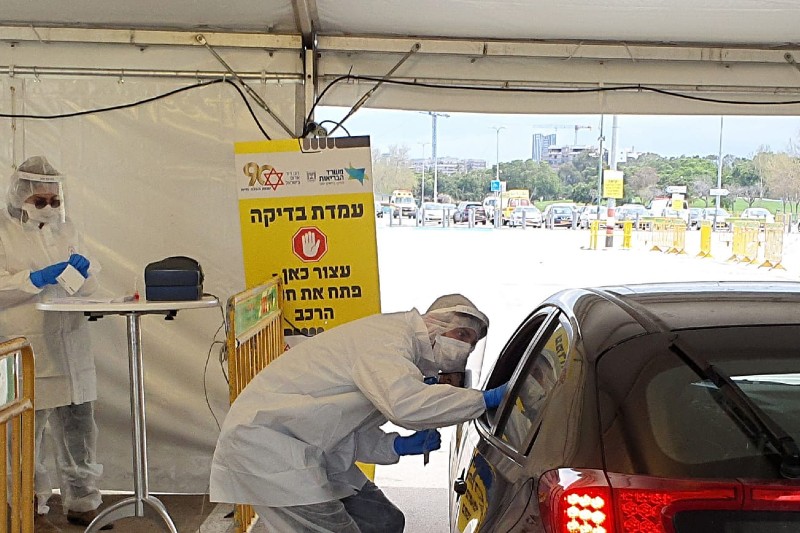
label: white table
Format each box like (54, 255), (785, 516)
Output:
(36, 296), (219, 532)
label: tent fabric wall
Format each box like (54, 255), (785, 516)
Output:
(0, 75), (297, 492)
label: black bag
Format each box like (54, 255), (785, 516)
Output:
(144, 256), (204, 301)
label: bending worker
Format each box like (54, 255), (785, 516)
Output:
(210, 293), (509, 533)
(0, 156), (109, 532)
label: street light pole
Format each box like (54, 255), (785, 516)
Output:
(419, 142), (429, 201)
(491, 126), (506, 227)
(422, 112), (450, 202)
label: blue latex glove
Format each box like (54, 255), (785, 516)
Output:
(483, 382), (509, 409)
(393, 429), (441, 456)
(30, 262), (69, 288)
(68, 253), (91, 278)
(423, 376), (438, 385)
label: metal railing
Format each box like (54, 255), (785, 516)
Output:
(225, 279), (284, 533)
(0, 338), (35, 533)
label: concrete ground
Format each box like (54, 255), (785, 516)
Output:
(45, 222), (800, 532)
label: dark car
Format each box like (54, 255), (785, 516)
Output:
(453, 201), (488, 225)
(541, 204), (574, 229)
(449, 281), (800, 533)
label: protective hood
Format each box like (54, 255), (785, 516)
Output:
(6, 156), (65, 224)
(422, 293), (489, 373)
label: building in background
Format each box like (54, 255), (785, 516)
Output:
(409, 157), (487, 175)
(532, 133), (557, 161)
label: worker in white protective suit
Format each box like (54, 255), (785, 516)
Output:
(0, 156), (110, 533)
(210, 293), (509, 533)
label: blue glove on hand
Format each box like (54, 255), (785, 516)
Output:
(68, 253), (91, 278)
(393, 429), (442, 456)
(423, 376), (438, 385)
(30, 262), (69, 288)
(483, 382), (509, 409)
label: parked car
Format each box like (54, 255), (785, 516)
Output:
(453, 201), (487, 224)
(741, 207), (775, 224)
(541, 204), (575, 229)
(702, 207), (730, 228)
(615, 203), (649, 227)
(421, 202), (456, 224)
(449, 281), (800, 533)
(688, 207), (703, 229)
(577, 205), (607, 229)
(508, 206), (542, 227)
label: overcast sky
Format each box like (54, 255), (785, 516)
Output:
(316, 106), (800, 163)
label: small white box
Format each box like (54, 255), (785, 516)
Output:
(56, 264), (85, 295)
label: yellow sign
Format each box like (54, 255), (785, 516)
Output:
(602, 169), (624, 199)
(234, 136), (380, 342)
(457, 452), (493, 531)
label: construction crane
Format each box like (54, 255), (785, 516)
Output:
(533, 124), (593, 145)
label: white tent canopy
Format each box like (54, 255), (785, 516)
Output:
(1, 1), (799, 493)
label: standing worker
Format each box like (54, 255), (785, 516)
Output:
(210, 293), (509, 533)
(0, 156), (110, 532)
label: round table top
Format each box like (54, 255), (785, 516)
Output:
(36, 295), (219, 314)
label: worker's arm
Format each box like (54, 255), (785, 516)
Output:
(352, 353), (485, 431)
(352, 425), (401, 464)
(0, 239), (45, 307)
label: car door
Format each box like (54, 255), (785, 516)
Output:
(450, 308), (574, 532)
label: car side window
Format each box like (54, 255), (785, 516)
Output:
(496, 315), (570, 452)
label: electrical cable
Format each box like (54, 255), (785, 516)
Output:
(318, 119), (351, 136)
(0, 78), (275, 140)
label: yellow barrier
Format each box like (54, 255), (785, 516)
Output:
(697, 221), (713, 258)
(761, 222), (786, 270)
(622, 221), (632, 250)
(226, 278), (284, 533)
(0, 338), (35, 533)
(666, 220), (687, 254)
(727, 221), (760, 264)
(588, 220), (599, 250)
(649, 218), (672, 252)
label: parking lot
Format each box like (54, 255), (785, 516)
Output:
(371, 219), (800, 533)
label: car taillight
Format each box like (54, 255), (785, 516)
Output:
(540, 469), (746, 533)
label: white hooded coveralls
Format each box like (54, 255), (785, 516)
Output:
(210, 309), (487, 507)
(0, 205), (98, 409)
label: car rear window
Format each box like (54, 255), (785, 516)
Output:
(598, 325), (800, 480)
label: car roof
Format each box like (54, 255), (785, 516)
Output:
(543, 281), (800, 361)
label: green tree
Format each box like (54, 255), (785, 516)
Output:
(371, 146), (416, 195)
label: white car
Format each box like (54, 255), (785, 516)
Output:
(741, 207), (775, 224)
(578, 205), (608, 229)
(702, 207), (730, 228)
(421, 202), (456, 224)
(508, 206), (542, 227)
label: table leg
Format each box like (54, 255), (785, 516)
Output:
(86, 313), (177, 532)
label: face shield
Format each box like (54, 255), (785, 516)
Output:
(422, 294), (490, 381)
(7, 156), (66, 224)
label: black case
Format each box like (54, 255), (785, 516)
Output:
(144, 256), (204, 301)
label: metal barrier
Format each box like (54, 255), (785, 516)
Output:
(727, 221), (760, 264)
(649, 218), (672, 252)
(588, 220), (599, 250)
(226, 278), (284, 533)
(666, 220), (687, 254)
(0, 338), (35, 533)
(696, 221), (713, 258)
(621, 221), (632, 250)
(761, 222), (786, 270)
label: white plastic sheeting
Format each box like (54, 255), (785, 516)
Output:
(0, 76), (297, 492)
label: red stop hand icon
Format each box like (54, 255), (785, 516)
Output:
(292, 227), (328, 262)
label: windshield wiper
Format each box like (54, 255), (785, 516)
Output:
(669, 336), (800, 479)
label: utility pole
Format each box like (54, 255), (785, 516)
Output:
(423, 112), (450, 202)
(491, 126), (506, 228)
(418, 142), (429, 201)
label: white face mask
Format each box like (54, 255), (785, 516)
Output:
(432, 335), (473, 373)
(22, 204), (60, 224)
